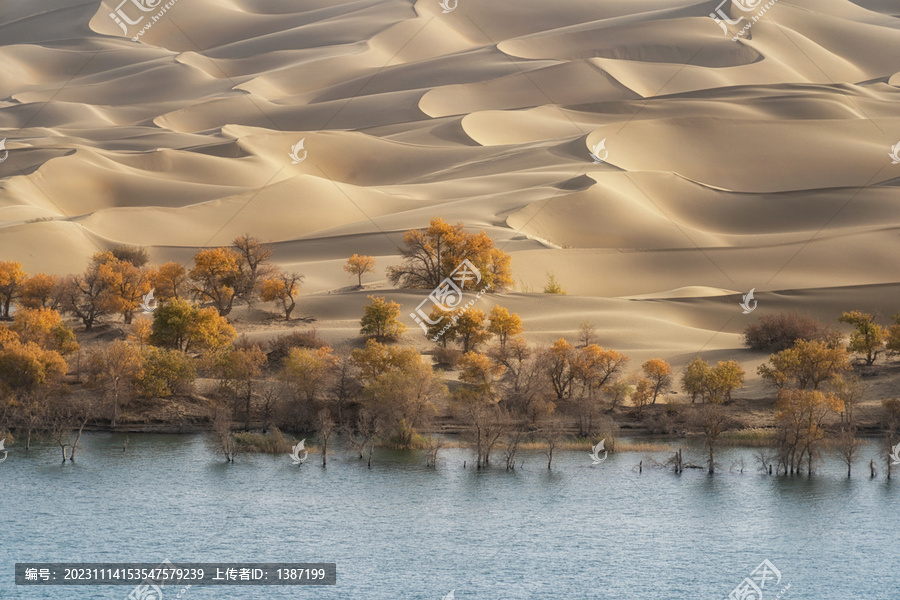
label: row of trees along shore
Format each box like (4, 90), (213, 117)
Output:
(1, 220), (899, 476)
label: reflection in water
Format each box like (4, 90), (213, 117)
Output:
(1, 433), (898, 599)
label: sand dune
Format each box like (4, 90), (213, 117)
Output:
(2, 0), (900, 368)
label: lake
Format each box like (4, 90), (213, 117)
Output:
(1, 433), (898, 599)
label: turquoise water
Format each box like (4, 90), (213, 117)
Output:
(1, 433), (898, 599)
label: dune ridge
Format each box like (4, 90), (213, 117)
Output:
(1, 0), (899, 360)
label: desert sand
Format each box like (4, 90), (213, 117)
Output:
(2, 0), (900, 380)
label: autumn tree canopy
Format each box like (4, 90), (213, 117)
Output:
(344, 254), (376, 288)
(386, 218), (512, 291)
(360, 296), (406, 342)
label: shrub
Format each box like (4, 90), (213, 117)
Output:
(432, 346), (462, 368)
(136, 347), (196, 397)
(267, 330), (326, 365)
(743, 311), (832, 352)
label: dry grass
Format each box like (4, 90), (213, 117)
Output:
(233, 428), (297, 454)
(721, 427), (776, 447)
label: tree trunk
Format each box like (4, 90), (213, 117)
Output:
(111, 384), (119, 428)
(322, 437), (328, 467)
(70, 419), (88, 461)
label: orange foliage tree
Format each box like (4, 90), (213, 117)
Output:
(344, 254), (376, 288)
(0, 261), (27, 319)
(387, 218), (512, 291)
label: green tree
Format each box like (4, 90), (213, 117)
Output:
(281, 346), (338, 403)
(135, 347), (196, 397)
(681, 357), (744, 404)
(543, 272), (566, 295)
(838, 311), (885, 366)
(149, 298), (236, 354)
(360, 296), (406, 342)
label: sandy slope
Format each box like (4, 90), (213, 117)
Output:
(2, 0), (900, 381)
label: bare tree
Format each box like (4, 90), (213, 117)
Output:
(316, 408), (335, 467)
(425, 436), (444, 468)
(753, 448), (777, 475)
(542, 419), (564, 470)
(211, 409), (237, 462)
(503, 422), (527, 471)
(689, 404), (730, 474)
(835, 426), (861, 478)
(328, 348), (362, 428)
(347, 407), (382, 468)
(258, 382), (282, 434)
(11, 391), (46, 450)
(577, 321), (597, 348)
(45, 401), (76, 463)
(882, 398), (900, 480)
